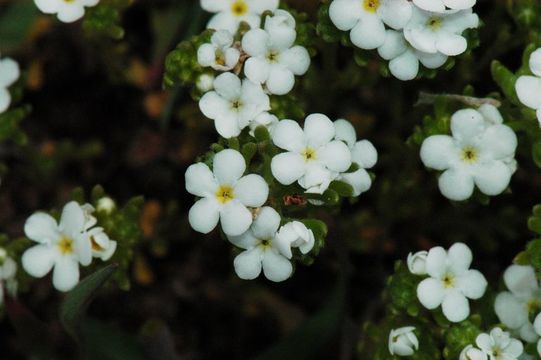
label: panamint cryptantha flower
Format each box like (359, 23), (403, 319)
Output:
(404, 7), (479, 57)
(407, 250), (428, 275)
(495, 265), (541, 343)
(185, 149), (269, 237)
(388, 326), (419, 356)
(416, 242), (487, 322)
(197, 30), (241, 71)
(329, 0), (413, 50)
(199, 72), (270, 138)
(475, 328), (524, 360)
(413, 0), (476, 13)
(34, 0), (99, 23)
(515, 48), (541, 126)
(0, 55), (20, 114)
(201, 0), (279, 34)
(333, 119), (378, 196)
(420, 105), (518, 201)
(270, 114), (352, 194)
(242, 10), (311, 95)
(274, 221), (315, 259)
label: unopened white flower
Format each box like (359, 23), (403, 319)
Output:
(416, 242), (487, 322)
(185, 149), (269, 236)
(81, 203), (97, 230)
(274, 221), (315, 259)
(404, 7), (479, 56)
(388, 326), (419, 356)
(199, 72), (270, 138)
(242, 10), (310, 95)
(228, 207), (292, 282)
(22, 201), (92, 292)
(333, 119), (378, 196)
(420, 105), (518, 201)
(198, 30), (241, 71)
(0, 55), (20, 114)
(515, 48), (541, 126)
(201, 0), (279, 34)
(249, 112), (279, 136)
(88, 227), (117, 261)
(329, 0), (413, 50)
(34, 0), (99, 23)
(413, 0), (476, 13)
(495, 265), (541, 343)
(197, 74), (215, 93)
(0, 252), (17, 306)
(459, 345), (487, 360)
(378, 29), (448, 81)
(476, 328), (524, 360)
(270, 114), (352, 194)
(407, 250), (428, 275)
(97, 197), (116, 214)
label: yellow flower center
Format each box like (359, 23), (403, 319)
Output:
(363, 0), (380, 13)
(427, 16), (443, 30)
(460, 146), (478, 164)
(258, 239), (272, 250)
(442, 273), (455, 289)
(215, 50), (226, 66)
(231, 0), (249, 17)
(216, 185), (235, 204)
(64, 0), (76, 3)
(58, 237), (74, 255)
(301, 147), (317, 162)
(266, 51), (279, 63)
(90, 236), (104, 252)
(231, 100), (243, 111)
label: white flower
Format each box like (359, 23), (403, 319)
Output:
(476, 328), (524, 360)
(0, 55), (20, 114)
(242, 10), (311, 95)
(22, 201), (92, 292)
(459, 345), (488, 360)
(196, 74), (215, 93)
(228, 207), (292, 282)
(199, 72), (270, 138)
(495, 265), (541, 343)
(407, 250), (428, 275)
(413, 0), (476, 13)
(404, 7), (479, 56)
(416, 242), (487, 323)
(515, 48), (541, 126)
(420, 105), (518, 201)
(201, 0), (279, 34)
(185, 149), (269, 236)
(329, 0), (413, 50)
(0, 250), (17, 306)
(533, 313), (541, 357)
(388, 326), (419, 356)
(81, 203), (97, 230)
(33, 0), (99, 23)
(333, 119), (378, 196)
(97, 197), (116, 214)
(270, 114), (352, 194)
(197, 30), (241, 71)
(88, 227), (117, 261)
(274, 221), (315, 259)
(249, 112), (279, 137)
(378, 29), (448, 81)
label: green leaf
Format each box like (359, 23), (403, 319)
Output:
(241, 142), (257, 165)
(491, 60), (519, 104)
(60, 264), (118, 339)
(0, 0), (38, 51)
(254, 125), (271, 142)
(328, 180), (354, 197)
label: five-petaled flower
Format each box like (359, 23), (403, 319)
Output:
(416, 242), (487, 322)
(34, 0), (99, 23)
(475, 328), (523, 360)
(201, 0), (279, 34)
(185, 149), (269, 236)
(197, 30), (241, 72)
(388, 326), (419, 356)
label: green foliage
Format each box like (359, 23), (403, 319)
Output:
(83, 0), (132, 40)
(0, 0), (38, 51)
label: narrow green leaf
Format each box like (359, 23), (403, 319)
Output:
(328, 180), (354, 197)
(60, 264), (118, 339)
(491, 60), (519, 104)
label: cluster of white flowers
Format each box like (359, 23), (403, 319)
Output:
(0, 248), (17, 307)
(328, 0), (479, 80)
(409, 242), (487, 323)
(459, 328), (523, 360)
(516, 48), (541, 126)
(0, 55), (20, 114)
(202, 0), (279, 34)
(33, 0), (99, 23)
(388, 326), (419, 357)
(420, 105), (518, 201)
(21, 201), (117, 292)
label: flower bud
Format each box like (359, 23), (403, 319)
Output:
(388, 326), (419, 357)
(97, 197), (116, 214)
(407, 251), (428, 275)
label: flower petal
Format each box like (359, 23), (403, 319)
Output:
(266, 65), (295, 95)
(214, 72), (242, 101)
(352, 140), (377, 170)
(475, 333), (493, 352)
(417, 277), (445, 309)
(207, 12), (238, 33)
(329, 0), (362, 31)
(227, 229), (258, 250)
(378, 0), (412, 30)
(0, 58), (20, 88)
(272, 119), (305, 152)
(478, 103), (504, 125)
(451, 108), (485, 141)
(420, 135), (456, 171)
(234, 174), (269, 207)
(436, 33), (467, 56)
(242, 29), (269, 57)
(350, 14), (386, 50)
(378, 30), (407, 61)
(412, 0), (445, 12)
(244, 57), (271, 84)
(199, 91), (230, 120)
(197, 43), (217, 67)
(494, 292), (528, 330)
(220, 200), (253, 236)
(251, 206), (281, 240)
(60, 201), (85, 239)
(185, 163), (218, 197)
(215, 112), (242, 138)
(271, 152), (306, 185)
(22, 245), (56, 278)
(439, 168), (475, 201)
(188, 198), (220, 234)
(473, 161), (512, 196)
(447, 242), (472, 275)
(234, 248), (263, 280)
(530, 48), (541, 77)
(57, 4), (85, 23)
(504, 265), (539, 297)
(33, 0), (61, 13)
(262, 250), (292, 282)
(456, 270), (487, 299)
(304, 113), (335, 148)
(425, 246), (447, 278)
(389, 50), (420, 81)
(200, 0), (229, 12)
(318, 141), (352, 172)
(279, 46), (311, 75)
(416, 50), (448, 69)
(0, 88), (11, 113)
(24, 212), (59, 244)
(213, 149), (246, 185)
(334, 119), (357, 148)
(52, 256), (80, 292)
(340, 169), (372, 196)
(247, 0), (279, 14)
(515, 76), (541, 110)
(442, 291), (470, 322)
